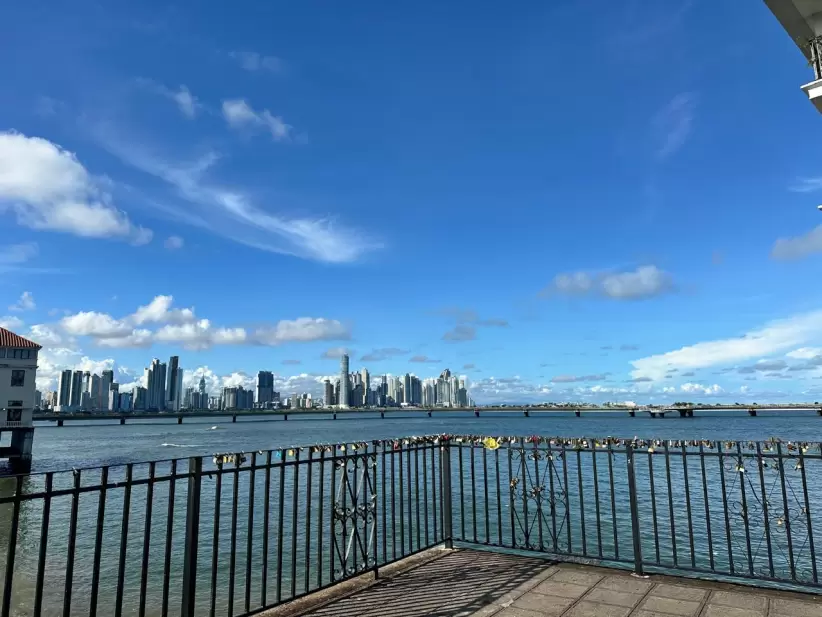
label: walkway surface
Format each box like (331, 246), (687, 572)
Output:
(295, 549), (822, 617)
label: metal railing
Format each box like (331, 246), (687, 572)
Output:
(0, 435), (820, 617)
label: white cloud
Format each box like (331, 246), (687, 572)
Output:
(253, 318), (350, 344)
(631, 309), (822, 380)
(9, 291), (35, 311)
(653, 92), (696, 159)
(222, 99), (292, 142)
(93, 136), (381, 264)
(26, 324), (63, 346)
(0, 315), (24, 330)
(680, 382), (723, 395)
(229, 51), (284, 73)
(60, 311), (132, 338)
(547, 265), (673, 300)
(0, 131), (152, 244)
(95, 329), (153, 348)
(322, 347), (352, 359)
(787, 347), (822, 360)
(136, 79), (201, 118)
(771, 225), (822, 261)
(131, 295), (195, 325)
(164, 235), (184, 250)
(153, 320), (248, 350)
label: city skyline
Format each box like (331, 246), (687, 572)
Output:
(3, 1), (822, 405)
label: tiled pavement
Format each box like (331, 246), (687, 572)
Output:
(295, 549), (822, 617)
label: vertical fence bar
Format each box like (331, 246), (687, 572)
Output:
(458, 442), (465, 542)
(415, 446), (421, 551)
(607, 444), (619, 560)
(371, 443), (379, 573)
(755, 443), (774, 579)
(33, 472), (53, 617)
(391, 445), (396, 560)
(399, 443), (405, 555)
(520, 441), (529, 548)
(181, 457), (203, 617)
(381, 443), (387, 564)
(430, 444), (438, 543)
(406, 445), (412, 552)
(228, 457), (240, 617)
(1, 475), (24, 617)
(562, 442), (571, 551)
(625, 444), (644, 576)
(262, 452), (272, 608)
(699, 444), (715, 572)
(798, 445), (817, 584)
(210, 462), (223, 617)
(304, 449), (313, 594)
(330, 446), (338, 583)
(318, 448), (326, 588)
(245, 453), (256, 614)
(495, 447), (502, 546)
(680, 445), (695, 569)
(62, 470), (81, 617)
(663, 442), (678, 567)
(648, 449), (660, 563)
(576, 447), (587, 556)
(717, 442), (735, 574)
(533, 440), (544, 551)
(88, 467), (108, 617)
(139, 462), (156, 617)
(290, 449), (300, 599)
(423, 444), (430, 546)
(114, 465), (132, 617)
(591, 443), (602, 558)
(483, 445), (490, 544)
(441, 441), (453, 548)
(547, 440), (558, 553)
(162, 460), (177, 617)
(736, 443), (754, 577)
(471, 443), (478, 544)
(776, 442), (796, 580)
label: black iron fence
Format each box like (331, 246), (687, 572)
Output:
(1, 435), (820, 617)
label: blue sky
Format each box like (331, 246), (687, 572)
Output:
(2, 0), (822, 403)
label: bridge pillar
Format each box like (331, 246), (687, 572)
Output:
(628, 410), (635, 418)
(333, 413), (337, 420)
(381, 411), (384, 419)
(427, 411), (432, 418)
(818, 409), (822, 416)
(524, 410), (529, 417)
(232, 415), (237, 423)
(57, 419), (64, 427)
(474, 410), (479, 418)
(575, 410), (581, 417)
(748, 408), (757, 417)
(678, 410), (694, 418)
(120, 417), (126, 425)
(284, 414), (288, 421)
(178, 416), (183, 424)
(10, 428), (33, 473)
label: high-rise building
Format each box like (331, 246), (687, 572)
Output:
(133, 386), (147, 411)
(361, 368), (370, 406)
(166, 356), (182, 411)
(101, 369), (113, 411)
(120, 391), (133, 412)
(256, 371), (275, 405)
(88, 373), (101, 410)
(147, 359), (167, 411)
(339, 354), (350, 408)
(109, 383), (120, 411)
(69, 371), (84, 409)
(57, 369), (72, 411)
(199, 376), (207, 397)
(324, 379), (334, 407)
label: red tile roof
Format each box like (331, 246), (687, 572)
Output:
(0, 327), (42, 349)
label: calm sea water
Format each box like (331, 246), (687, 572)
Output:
(2, 410), (821, 617)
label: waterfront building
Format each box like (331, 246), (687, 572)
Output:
(256, 370), (275, 405)
(109, 383), (120, 411)
(69, 371), (83, 409)
(101, 369), (113, 411)
(324, 379), (334, 407)
(146, 359), (167, 411)
(88, 373), (101, 410)
(0, 327), (40, 470)
(133, 386), (148, 411)
(166, 356), (182, 411)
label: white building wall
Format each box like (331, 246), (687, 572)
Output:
(0, 347), (38, 427)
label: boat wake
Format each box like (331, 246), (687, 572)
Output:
(160, 443), (200, 448)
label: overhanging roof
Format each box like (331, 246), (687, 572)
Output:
(765, 0), (822, 60)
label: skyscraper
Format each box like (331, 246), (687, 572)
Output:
(166, 356), (182, 411)
(339, 354), (350, 408)
(69, 371), (83, 409)
(361, 368), (370, 406)
(324, 379), (334, 407)
(57, 370), (72, 411)
(147, 359), (167, 411)
(88, 374), (101, 410)
(101, 369), (113, 411)
(256, 371), (275, 406)
(199, 376), (207, 399)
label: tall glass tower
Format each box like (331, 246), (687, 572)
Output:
(339, 353), (350, 408)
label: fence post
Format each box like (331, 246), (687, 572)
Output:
(625, 444), (645, 576)
(181, 456), (203, 617)
(441, 440), (453, 548)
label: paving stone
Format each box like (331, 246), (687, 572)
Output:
(495, 607), (547, 617)
(512, 592), (575, 616)
(648, 584), (707, 602)
(550, 569), (604, 587)
(632, 612), (686, 617)
(769, 598), (822, 617)
(709, 591), (767, 612)
(595, 576), (654, 595)
(639, 596), (702, 616)
(564, 600), (632, 617)
(532, 580), (592, 599)
(703, 605), (764, 617)
(583, 588), (642, 608)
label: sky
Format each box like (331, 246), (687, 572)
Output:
(2, 0), (822, 404)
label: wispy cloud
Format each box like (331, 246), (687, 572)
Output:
(790, 177), (822, 193)
(136, 79), (201, 118)
(652, 93), (696, 160)
(771, 225), (822, 261)
(229, 51), (284, 73)
(222, 99), (292, 142)
(92, 128), (382, 264)
(544, 265), (674, 300)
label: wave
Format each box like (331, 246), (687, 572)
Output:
(160, 443), (200, 448)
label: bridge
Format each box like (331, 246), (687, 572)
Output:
(29, 403), (822, 425)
